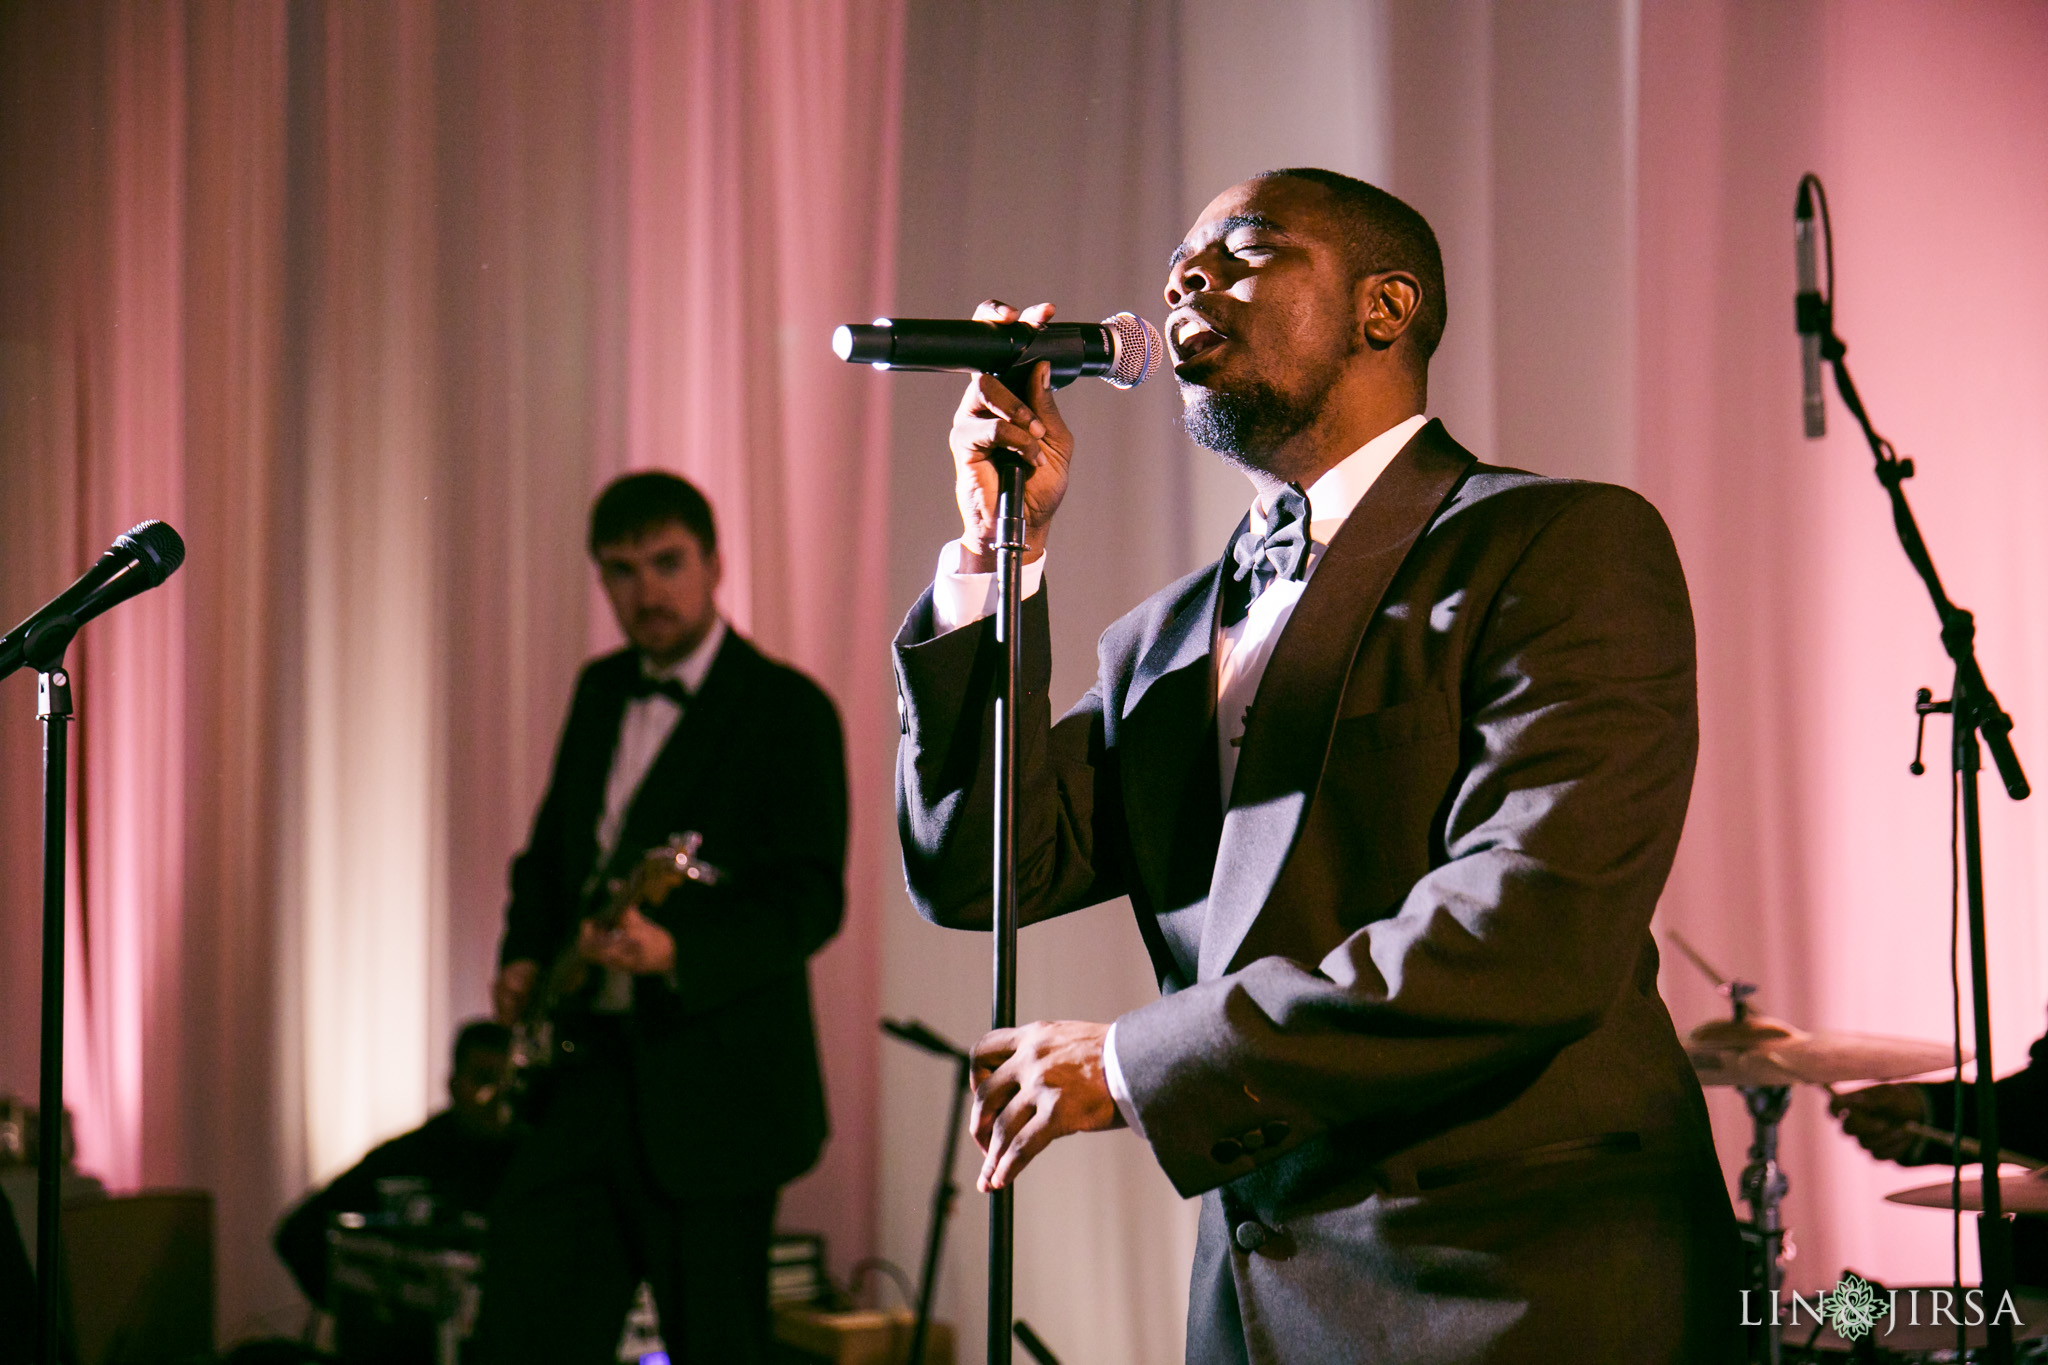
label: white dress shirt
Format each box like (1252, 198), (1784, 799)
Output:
(591, 615), (727, 1011)
(1212, 413), (1428, 803)
(925, 412), (1430, 1132)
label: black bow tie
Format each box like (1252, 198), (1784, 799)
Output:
(1224, 484), (1311, 625)
(626, 674), (689, 706)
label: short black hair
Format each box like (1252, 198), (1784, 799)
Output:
(1259, 168), (1447, 364)
(588, 470), (717, 557)
(452, 1019), (512, 1070)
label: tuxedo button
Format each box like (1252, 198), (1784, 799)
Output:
(1233, 1220), (1270, 1252)
(1210, 1138), (1244, 1165)
(1261, 1120), (1291, 1146)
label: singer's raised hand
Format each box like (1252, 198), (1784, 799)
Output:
(949, 300), (1075, 572)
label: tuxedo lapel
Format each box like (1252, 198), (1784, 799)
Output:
(1117, 546), (1234, 984)
(1123, 530), (1234, 721)
(1197, 421), (1472, 980)
(559, 656), (635, 881)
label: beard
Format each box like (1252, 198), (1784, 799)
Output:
(1177, 336), (1350, 476)
(1180, 380), (1323, 466)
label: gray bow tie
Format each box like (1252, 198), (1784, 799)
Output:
(1231, 483), (1311, 601)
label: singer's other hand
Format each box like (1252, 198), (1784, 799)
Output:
(950, 300), (1075, 572)
(970, 1019), (1124, 1192)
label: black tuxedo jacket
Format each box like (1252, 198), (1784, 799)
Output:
(894, 422), (1740, 1363)
(503, 628), (846, 1197)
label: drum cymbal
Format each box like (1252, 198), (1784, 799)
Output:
(1886, 1173), (2048, 1214)
(1686, 1015), (1958, 1088)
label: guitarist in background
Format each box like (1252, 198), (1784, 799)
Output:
(473, 471), (848, 1365)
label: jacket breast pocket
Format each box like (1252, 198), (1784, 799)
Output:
(1333, 688), (1457, 752)
(1317, 689), (1462, 901)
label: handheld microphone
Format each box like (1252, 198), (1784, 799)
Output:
(1796, 179), (1827, 439)
(0, 520), (186, 679)
(833, 312), (1162, 390)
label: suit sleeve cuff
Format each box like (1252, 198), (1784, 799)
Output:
(1103, 1020), (1145, 1140)
(930, 540), (1047, 634)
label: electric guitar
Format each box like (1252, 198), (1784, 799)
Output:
(509, 831), (724, 1090)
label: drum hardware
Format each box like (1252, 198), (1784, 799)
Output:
(1669, 931), (1964, 1365)
(326, 1225), (482, 1365)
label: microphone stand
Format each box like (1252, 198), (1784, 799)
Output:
(987, 441), (1028, 1365)
(25, 619), (78, 1365)
(1799, 173), (2030, 1365)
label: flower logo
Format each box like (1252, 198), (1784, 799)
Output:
(1820, 1273), (1886, 1342)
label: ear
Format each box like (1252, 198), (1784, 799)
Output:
(707, 547), (724, 591)
(1357, 270), (1422, 352)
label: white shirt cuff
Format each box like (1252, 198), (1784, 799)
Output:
(1103, 1019), (1145, 1139)
(929, 540), (1046, 635)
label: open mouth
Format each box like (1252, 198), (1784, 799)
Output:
(1169, 310), (1228, 367)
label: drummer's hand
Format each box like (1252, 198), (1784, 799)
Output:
(1830, 1084), (1928, 1162)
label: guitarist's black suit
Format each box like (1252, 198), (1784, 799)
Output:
(476, 626), (846, 1364)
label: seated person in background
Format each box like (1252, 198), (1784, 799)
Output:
(0, 1186), (30, 1365)
(274, 1020), (522, 1305)
(1832, 1019), (2048, 1286)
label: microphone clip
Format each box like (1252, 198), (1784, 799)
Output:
(1909, 686), (1952, 776)
(22, 615), (79, 676)
(1794, 290), (1830, 340)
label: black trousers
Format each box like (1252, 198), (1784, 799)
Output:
(472, 1049), (777, 1365)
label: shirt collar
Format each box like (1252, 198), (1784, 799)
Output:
(641, 616), (727, 697)
(1249, 412), (1429, 543)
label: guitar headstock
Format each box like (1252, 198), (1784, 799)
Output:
(595, 831), (723, 928)
(665, 831), (723, 887)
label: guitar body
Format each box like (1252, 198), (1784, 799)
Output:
(508, 832), (722, 1112)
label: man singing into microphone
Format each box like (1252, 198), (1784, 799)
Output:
(475, 472), (847, 1364)
(892, 170), (1739, 1362)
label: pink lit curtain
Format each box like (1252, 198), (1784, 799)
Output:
(0, 0), (902, 1334)
(1638, 1), (2048, 1291)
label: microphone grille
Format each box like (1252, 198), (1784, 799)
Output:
(1100, 312), (1162, 389)
(118, 519), (187, 585)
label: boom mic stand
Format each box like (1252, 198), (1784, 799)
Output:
(880, 1018), (972, 1365)
(26, 622), (77, 1365)
(1797, 172), (2031, 1365)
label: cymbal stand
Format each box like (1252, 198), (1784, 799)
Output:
(1739, 1081), (1792, 1365)
(1700, 977), (1792, 1365)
